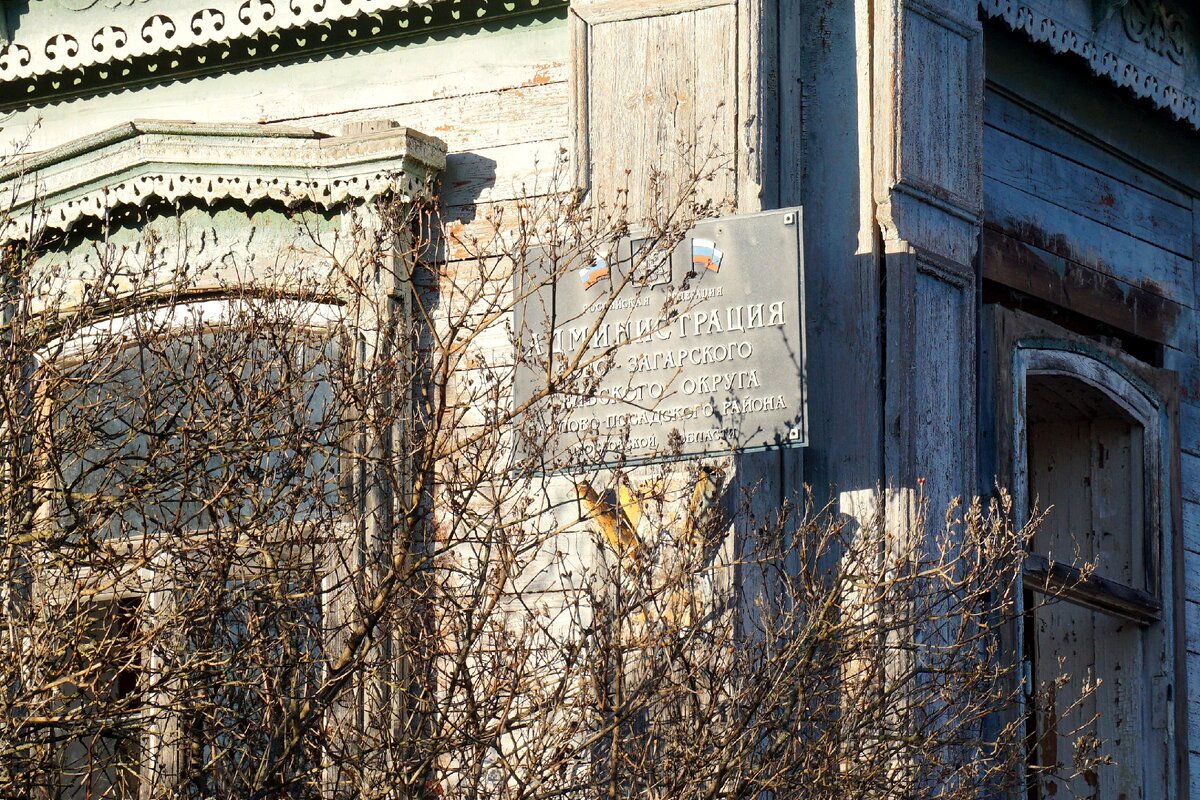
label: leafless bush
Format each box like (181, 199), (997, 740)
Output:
(0, 151), (1104, 799)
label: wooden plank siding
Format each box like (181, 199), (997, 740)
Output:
(984, 124), (1192, 258)
(983, 87), (1197, 353)
(11, 4), (1200, 787)
(984, 69), (1200, 780)
(1183, 403), (1200, 723)
(576, 4), (737, 221)
(1186, 494), (1200, 782)
(7, 15), (567, 150)
(4, 14), (575, 266)
(981, 228), (1194, 349)
(2, 11), (585, 633)
(983, 178), (1193, 306)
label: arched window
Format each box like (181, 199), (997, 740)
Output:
(1011, 344), (1175, 799)
(0, 118), (441, 799)
(30, 298), (345, 798)
(41, 299), (343, 538)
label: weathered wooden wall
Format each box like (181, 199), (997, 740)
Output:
(0, 0), (884, 565)
(983, 25), (1200, 794)
(788, 0), (882, 509)
(872, 0), (982, 523)
(0, 5), (594, 624)
(3, 12), (570, 262)
(567, 0), (882, 532)
(10, 0), (1200, 791)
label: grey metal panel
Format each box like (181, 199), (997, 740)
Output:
(513, 206), (807, 469)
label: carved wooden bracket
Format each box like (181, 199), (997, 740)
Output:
(0, 0), (439, 82)
(1120, 0), (1188, 65)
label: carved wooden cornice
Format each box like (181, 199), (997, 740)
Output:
(0, 0), (438, 83)
(0, 0), (564, 107)
(0, 120), (447, 241)
(981, 0), (1200, 128)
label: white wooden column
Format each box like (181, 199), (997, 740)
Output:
(873, 0), (984, 517)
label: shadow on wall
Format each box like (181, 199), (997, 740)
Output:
(421, 152), (497, 265)
(731, 0), (874, 519)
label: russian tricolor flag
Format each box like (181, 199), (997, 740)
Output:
(692, 238), (723, 273)
(578, 255), (610, 289)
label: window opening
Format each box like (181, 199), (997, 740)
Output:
(30, 299), (343, 797)
(52, 596), (144, 800)
(1017, 357), (1163, 800)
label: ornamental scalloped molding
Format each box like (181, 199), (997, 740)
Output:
(0, 120), (447, 241)
(980, 0), (1199, 129)
(0, 0), (436, 82)
(57, 0), (153, 11)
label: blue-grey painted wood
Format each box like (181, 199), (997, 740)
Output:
(985, 60), (1200, 747)
(775, 0), (803, 213)
(787, 0), (881, 504)
(986, 25), (1200, 195)
(984, 178), (1194, 307)
(1182, 403), (1200, 458)
(1188, 598), (1200, 653)
(1183, 455), (1200, 506)
(984, 124), (1193, 259)
(1166, 349), (1200, 410)
(984, 88), (1194, 208)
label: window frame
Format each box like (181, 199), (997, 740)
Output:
(28, 296), (348, 798)
(982, 303), (1184, 800)
(1012, 345), (1165, 625)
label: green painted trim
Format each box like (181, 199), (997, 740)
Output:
(0, 122), (446, 240)
(0, 121), (325, 182)
(2, 0), (567, 111)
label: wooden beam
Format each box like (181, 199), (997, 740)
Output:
(982, 226), (1189, 348)
(1025, 552), (1162, 626)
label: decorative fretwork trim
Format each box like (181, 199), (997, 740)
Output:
(981, 0), (1199, 129)
(0, 120), (447, 241)
(0, 0), (440, 83)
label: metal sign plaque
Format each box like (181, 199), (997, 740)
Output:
(513, 207), (807, 469)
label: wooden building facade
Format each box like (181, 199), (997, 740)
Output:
(3, 0), (1199, 796)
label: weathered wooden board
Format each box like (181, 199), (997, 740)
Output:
(984, 178), (1194, 307)
(984, 124), (1193, 259)
(1188, 599), (1200, 653)
(894, 6), (980, 213)
(441, 138), (571, 208)
(985, 89), (1194, 209)
(1185, 538), (1200, 603)
(786, 0), (880, 504)
(911, 264), (971, 513)
(1164, 348), (1200, 406)
(775, 1), (805, 210)
(986, 27), (1200, 195)
(432, 197), (556, 263)
(5, 15), (569, 155)
(1183, 457), (1200, 506)
(583, 4), (737, 220)
(284, 81), (570, 152)
(981, 228), (1194, 348)
(572, 0), (732, 24)
(1183, 402), (1200, 457)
